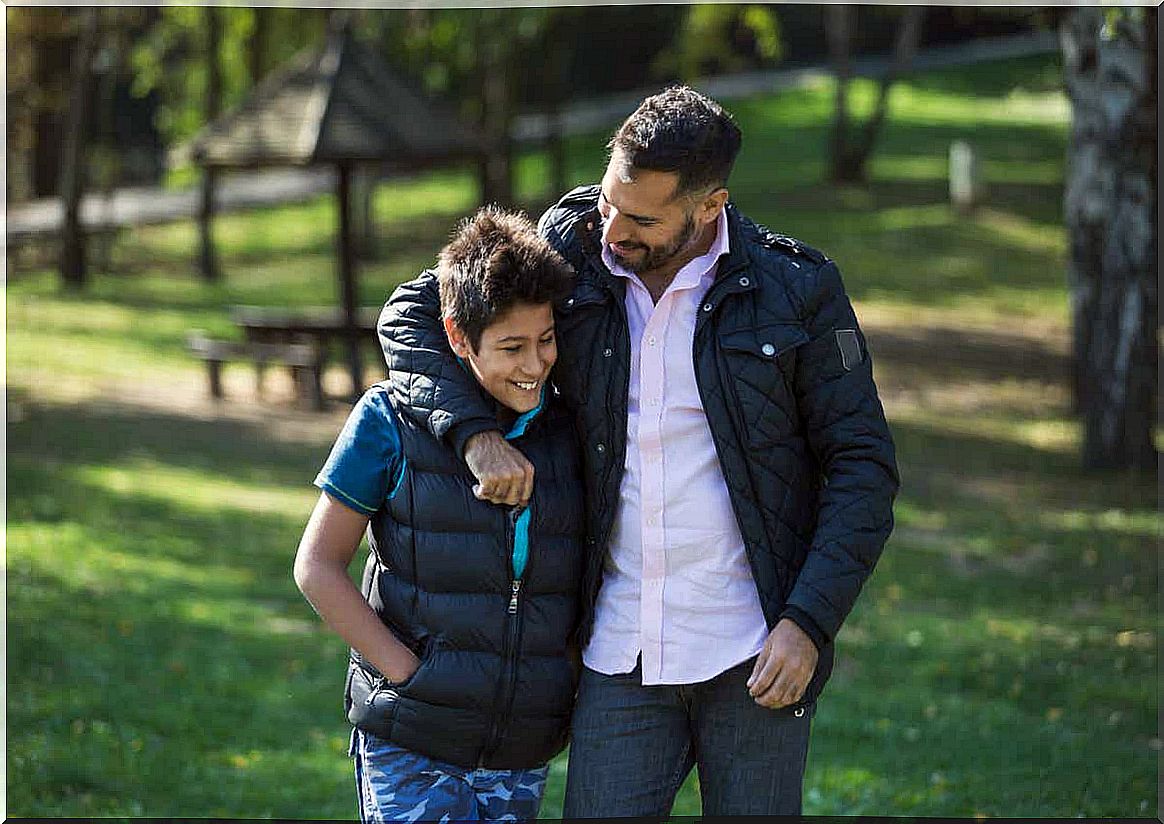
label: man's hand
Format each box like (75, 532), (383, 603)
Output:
(463, 430), (534, 506)
(746, 618), (819, 709)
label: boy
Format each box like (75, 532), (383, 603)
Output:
(294, 206), (583, 822)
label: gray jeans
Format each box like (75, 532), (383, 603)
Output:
(563, 656), (814, 817)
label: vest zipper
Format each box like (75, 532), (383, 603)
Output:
(478, 505), (528, 767)
(364, 674), (387, 706)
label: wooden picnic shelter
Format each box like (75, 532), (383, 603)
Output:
(190, 22), (480, 400)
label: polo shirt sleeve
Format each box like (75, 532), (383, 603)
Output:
(314, 386), (403, 516)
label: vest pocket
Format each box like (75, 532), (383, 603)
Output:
(346, 660), (399, 740)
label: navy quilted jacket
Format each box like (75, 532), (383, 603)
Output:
(378, 186), (899, 708)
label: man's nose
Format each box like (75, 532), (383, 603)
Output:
(602, 208), (629, 245)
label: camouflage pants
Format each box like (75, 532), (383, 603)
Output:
(351, 729), (548, 823)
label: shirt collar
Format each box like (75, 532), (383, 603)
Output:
(603, 207), (730, 293)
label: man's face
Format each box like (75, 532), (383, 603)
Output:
(598, 156), (702, 278)
(445, 302), (557, 414)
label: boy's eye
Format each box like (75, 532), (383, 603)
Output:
(501, 345), (522, 353)
(539, 334), (555, 345)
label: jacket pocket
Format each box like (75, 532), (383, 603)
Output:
(718, 325), (809, 446)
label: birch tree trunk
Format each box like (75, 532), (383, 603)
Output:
(1061, 7), (1158, 471)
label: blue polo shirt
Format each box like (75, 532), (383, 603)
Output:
(314, 383), (404, 517)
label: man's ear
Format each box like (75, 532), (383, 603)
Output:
(699, 188), (729, 225)
(443, 316), (471, 357)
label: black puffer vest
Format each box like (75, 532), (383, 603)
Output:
(344, 391), (585, 769)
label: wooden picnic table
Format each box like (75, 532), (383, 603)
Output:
(229, 304), (383, 399)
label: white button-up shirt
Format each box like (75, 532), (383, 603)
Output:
(583, 209), (771, 685)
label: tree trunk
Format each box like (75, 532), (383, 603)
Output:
(1062, 7), (1159, 472)
(827, 6), (924, 184)
(198, 6), (223, 283)
(478, 12), (513, 206)
(58, 7), (99, 289)
(824, 4), (854, 184)
(249, 7), (268, 87)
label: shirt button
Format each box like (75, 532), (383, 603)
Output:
(739, 276), (750, 287)
(603, 348), (613, 358)
(702, 303), (713, 312)
(647, 336), (657, 346)
(762, 343), (776, 356)
(595, 442), (606, 453)
(566, 298), (575, 307)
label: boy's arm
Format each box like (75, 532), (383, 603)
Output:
(293, 491), (420, 683)
(378, 270), (533, 506)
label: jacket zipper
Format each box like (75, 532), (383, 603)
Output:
(478, 505), (528, 766)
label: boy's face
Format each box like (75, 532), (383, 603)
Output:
(444, 302), (557, 414)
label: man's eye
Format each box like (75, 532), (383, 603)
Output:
(539, 335), (555, 346)
(501, 346), (522, 353)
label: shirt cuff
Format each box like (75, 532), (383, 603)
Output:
(450, 418), (503, 463)
(779, 605), (829, 652)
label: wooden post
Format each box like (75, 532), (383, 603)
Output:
(949, 140), (983, 215)
(336, 161), (363, 399)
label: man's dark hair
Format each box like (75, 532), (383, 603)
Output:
(437, 205), (574, 351)
(607, 85), (742, 198)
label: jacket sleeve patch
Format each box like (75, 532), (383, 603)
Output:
(835, 329), (863, 371)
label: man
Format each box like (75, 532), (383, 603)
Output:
(378, 86), (899, 816)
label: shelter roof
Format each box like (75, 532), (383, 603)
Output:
(191, 28), (479, 168)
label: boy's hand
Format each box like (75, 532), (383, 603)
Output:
(387, 649), (422, 685)
(464, 430), (534, 506)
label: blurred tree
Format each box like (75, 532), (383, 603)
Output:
(198, 6), (223, 282)
(130, 7), (329, 149)
(379, 7), (561, 206)
(59, 7), (99, 289)
(249, 7), (269, 86)
(1061, 7), (1158, 471)
(825, 5), (924, 183)
(652, 4), (782, 81)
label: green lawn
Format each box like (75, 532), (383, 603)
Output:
(7, 53), (1159, 818)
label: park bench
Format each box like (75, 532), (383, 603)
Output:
(186, 332), (325, 410)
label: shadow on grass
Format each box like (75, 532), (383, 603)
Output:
(8, 403), (355, 816)
(7, 385), (1158, 816)
(8, 401), (333, 491)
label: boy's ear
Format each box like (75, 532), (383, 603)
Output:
(443, 316), (471, 357)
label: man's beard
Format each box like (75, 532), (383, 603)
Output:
(613, 211), (698, 276)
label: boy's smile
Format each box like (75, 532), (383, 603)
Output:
(445, 302), (557, 415)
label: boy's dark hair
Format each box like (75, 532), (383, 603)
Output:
(608, 85), (742, 199)
(437, 205), (574, 351)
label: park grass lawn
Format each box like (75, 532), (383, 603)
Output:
(6, 53), (1159, 818)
